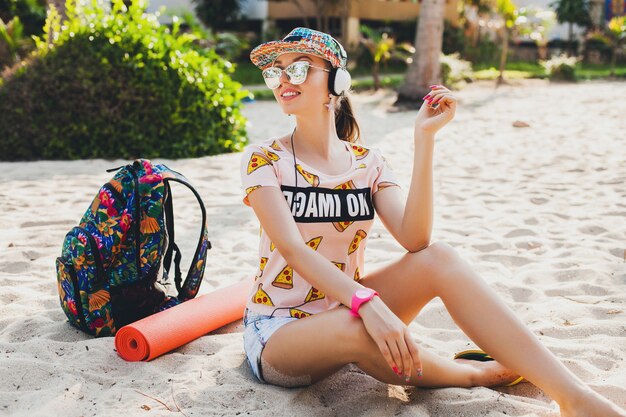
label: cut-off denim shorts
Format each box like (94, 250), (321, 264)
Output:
(242, 307), (299, 384)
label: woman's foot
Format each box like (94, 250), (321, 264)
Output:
(454, 357), (523, 387)
(559, 387), (626, 417)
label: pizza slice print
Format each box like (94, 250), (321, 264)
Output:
(272, 265), (293, 289)
(295, 164), (320, 187)
(348, 230), (367, 255)
(270, 241), (275, 252)
(259, 257), (268, 276)
(247, 152), (272, 175)
(304, 286), (325, 303)
(354, 267), (361, 282)
(332, 261), (345, 271)
(305, 236), (323, 251)
(262, 148), (280, 161)
(333, 221), (354, 233)
(270, 140), (282, 151)
(252, 283), (274, 306)
(334, 180), (356, 191)
(350, 144), (370, 160)
(290, 308), (311, 319)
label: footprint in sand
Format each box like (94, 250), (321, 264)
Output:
(472, 242), (502, 252)
(524, 217), (539, 225)
(577, 224), (608, 235)
(530, 197), (549, 205)
(505, 228), (537, 238)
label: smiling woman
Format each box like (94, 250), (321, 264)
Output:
(236, 26), (626, 417)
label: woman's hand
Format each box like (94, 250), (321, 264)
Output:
(358, 296), (422, 382)
(414, 84), (457, 135)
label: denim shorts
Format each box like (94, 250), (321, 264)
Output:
(242, 307), (299, 384)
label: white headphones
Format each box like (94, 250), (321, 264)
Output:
(328, 38), (352, 96)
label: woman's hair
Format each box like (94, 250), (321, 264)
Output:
(335, 94), (361, 144)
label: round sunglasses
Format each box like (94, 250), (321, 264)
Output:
(262, 61), (330, 90)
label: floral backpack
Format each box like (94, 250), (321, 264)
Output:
(55, 159), (211, 337)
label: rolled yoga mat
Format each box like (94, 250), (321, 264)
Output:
(115, 280), (249, 361)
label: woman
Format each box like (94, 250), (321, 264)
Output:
(239, 27), (626, 417)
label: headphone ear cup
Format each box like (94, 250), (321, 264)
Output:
(328, 67), (351, 96)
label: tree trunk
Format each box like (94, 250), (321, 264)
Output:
(373, 60), (380, 90)
(47, 0), (67, 21)
(568, 22), (573, 56)
(395, 0), (446, 107)
(496, 27), (509, 86)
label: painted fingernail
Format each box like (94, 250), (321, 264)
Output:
(405, 375), (410, 382)
(417, 368), (423, 377)
(392, 366), (398, 373)
(422, 94), (430, 100)
(429, 85), (437, 88)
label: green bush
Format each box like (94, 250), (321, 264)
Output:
(540, 53), (579, 81)
(0, 0), (249, 161)
(440, 52), (473, 86)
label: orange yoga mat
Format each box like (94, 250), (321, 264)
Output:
(115, 280), (249, 361)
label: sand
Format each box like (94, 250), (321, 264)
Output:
(1, 79), (625, 417)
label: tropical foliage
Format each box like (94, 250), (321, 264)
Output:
(0, 0), (249, 161)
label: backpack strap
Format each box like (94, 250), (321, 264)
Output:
(162, 181), (176, 278)
(160, 168), (211, 302)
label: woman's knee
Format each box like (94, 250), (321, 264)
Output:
(404, 241), (462, 289)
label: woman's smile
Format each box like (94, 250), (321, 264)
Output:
(280, 88), (302, 102)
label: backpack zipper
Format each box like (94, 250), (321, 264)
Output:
(129, 168), (142, 280)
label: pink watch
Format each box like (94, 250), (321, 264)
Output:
(350, 288), (379, 317)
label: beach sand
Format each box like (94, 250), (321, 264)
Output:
(1, 79), (625, 416)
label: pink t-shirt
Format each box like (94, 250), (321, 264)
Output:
(239, 136), (401, 318)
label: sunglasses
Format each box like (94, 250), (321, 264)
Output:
(262, 61), (331, 90)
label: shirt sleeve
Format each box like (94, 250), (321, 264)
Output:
(240, 143), (281, 207)
(372, 148), (401, 196)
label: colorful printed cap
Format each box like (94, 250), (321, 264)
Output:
(250, 27), (348, 70)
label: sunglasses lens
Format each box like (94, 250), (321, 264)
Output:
(285, 62), (309, 84)
(262, 67), (281, 89)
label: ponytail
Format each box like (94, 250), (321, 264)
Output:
(335, 93), (362, 144)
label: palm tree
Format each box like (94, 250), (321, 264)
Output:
(495, 0), (517, 85)
(550, 0), (592, 55)
(395, 0), (446, 107)
(360, 25), (413, 90)
(606, 15), (626, 76)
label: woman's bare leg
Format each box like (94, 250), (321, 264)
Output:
(363, 243), (626, 416)
(258, 241), (626, 415)
(259, 286), (490, 388)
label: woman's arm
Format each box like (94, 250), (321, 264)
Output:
(373, 133), (434, 252)
(247, 184), (423, 377)
(373, 85), (457, 252)
(247, 186), (365, 308)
